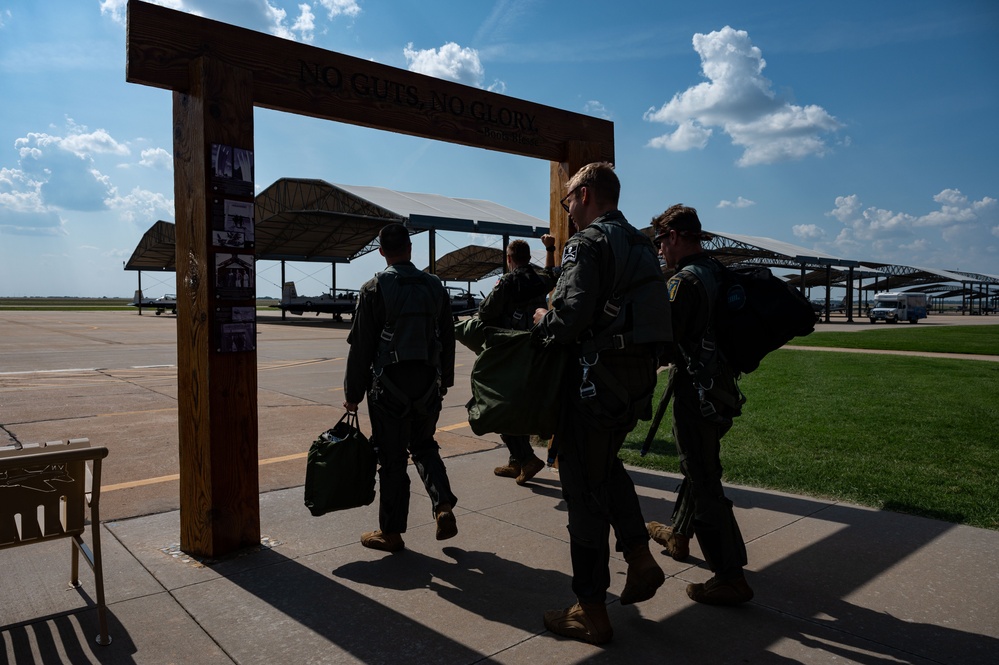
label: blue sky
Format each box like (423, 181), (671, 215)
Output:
(1, 0), (997, 298)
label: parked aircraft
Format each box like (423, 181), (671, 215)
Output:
(273, 282), (358, 321)
(446, 286), (483, 319)
(132, 290), (177, 315)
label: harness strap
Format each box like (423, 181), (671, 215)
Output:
(373, 371), (440, 418)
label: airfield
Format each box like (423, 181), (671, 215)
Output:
(2, 310), (998, 664)
(6, 308), (998, 522)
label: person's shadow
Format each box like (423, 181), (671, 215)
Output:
(332, 546), (570, 635)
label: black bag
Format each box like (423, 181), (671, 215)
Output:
(303, 411), (377, 516)
(686, 260), (817, 374)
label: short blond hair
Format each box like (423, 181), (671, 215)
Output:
(565, 162), (619, 207)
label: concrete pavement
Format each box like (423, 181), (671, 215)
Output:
(3, 445), (998, 664)
(2, 310), (998, 663)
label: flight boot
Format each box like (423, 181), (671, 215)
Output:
(543, 602), (613, 645)
(435, 502), (458, 541)
(648, 521), (690, 561)
(620, 543), (666, 605)
(515, 456), (546, 485)
(360, 530), (404, 553)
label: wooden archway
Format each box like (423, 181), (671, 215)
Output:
(126, 0), (613, 557)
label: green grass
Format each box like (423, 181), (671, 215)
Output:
(0, 297), (279, 311)
(623, 348), (999, 530)
(0, 297), (134, 311)
(789, 324), (999, 356)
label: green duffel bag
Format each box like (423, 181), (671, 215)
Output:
(456, 318), (567, 438)
(304, 411), (377, 516)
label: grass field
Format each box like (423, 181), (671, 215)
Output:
(790, 325), (999, 356)
(0, 297), (134, 310)
(3, 304), (996, 528)
(0, 297), (278, 311)
(623, 326), (999, 530)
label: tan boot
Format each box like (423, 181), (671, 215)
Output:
(515, 456), (546, 485)
(435, 502), (457, 541)
(647, 521), (690, 561)
(620, 543), (666, 605)
(543, 602), (613, 645)
(687, 575), (754, 605)
(360, 530), (404, 553)
(493, 463), (522, 478)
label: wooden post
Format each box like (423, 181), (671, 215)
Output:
(549, 140), (615, 260)
(174, 55), (259, 557)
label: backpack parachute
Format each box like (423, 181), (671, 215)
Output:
(686, 261), (817, 374)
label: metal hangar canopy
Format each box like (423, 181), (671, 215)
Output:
(253, 178), (548, 263)
(124, 220), (176, 271)
(123, 178), (549, 278)
(429, 245), (506, 282)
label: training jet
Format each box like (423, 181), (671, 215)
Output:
(132, 290), (177, 315)
(446, 286), (483, 319)
(272, 281), (358, 321)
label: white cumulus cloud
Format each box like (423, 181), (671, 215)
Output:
(824, 190), (998, 269)
(583, 101), (612, 120)
(100, 1), (360, 44)
(318, 0), (361, 19)
(644, 26), (842, 166)
(647, 120), (712, 151)
(138, 148), (173, 170)
(0, 120), (174, 235)
(106, 187), (174, 224)
(718, 196), (755, 209)
(792, 223), (824, 241)
(404, 41), (496, 89)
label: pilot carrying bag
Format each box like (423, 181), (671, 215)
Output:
(304, 411), (377, 516)
(456, 319), (567, 439)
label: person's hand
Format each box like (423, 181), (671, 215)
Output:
(533, 307), (548, 326)
(541, 234), (555, 250)
(343, 400), (358, 413)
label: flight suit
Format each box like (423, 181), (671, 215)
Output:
(666, 253), (748, 580)
(536, 211), (671, 603)
(344, 261), (458, 534)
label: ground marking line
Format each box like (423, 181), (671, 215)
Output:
(101, 421), (472, 492)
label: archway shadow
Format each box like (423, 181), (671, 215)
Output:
(614, 468), (999, 664)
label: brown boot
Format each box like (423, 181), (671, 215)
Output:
(647, 521), (690, 561)
(543, 602), (613, 645)
(620, 543), (666, 605)
(360, 530), (404, 553)
(515, 456), (546, 485)
(494, 463), (522, 478)
(687, 575), (754, 605)
(435, 503), (457, 541)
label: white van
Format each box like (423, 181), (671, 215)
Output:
(869, 292), (928, 324)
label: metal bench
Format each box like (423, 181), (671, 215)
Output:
(0, 438), (111, 645)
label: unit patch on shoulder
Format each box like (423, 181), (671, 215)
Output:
(667, 277), (680, 302)
(561, 243), (578, 266)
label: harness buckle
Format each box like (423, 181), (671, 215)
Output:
(602, 301), (620, 318)
(579, 360), (597, 399)
(698, 387), (716, 417)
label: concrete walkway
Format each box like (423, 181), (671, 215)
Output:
(3, 445), (998, 664)
(2, 311), (998, 663)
